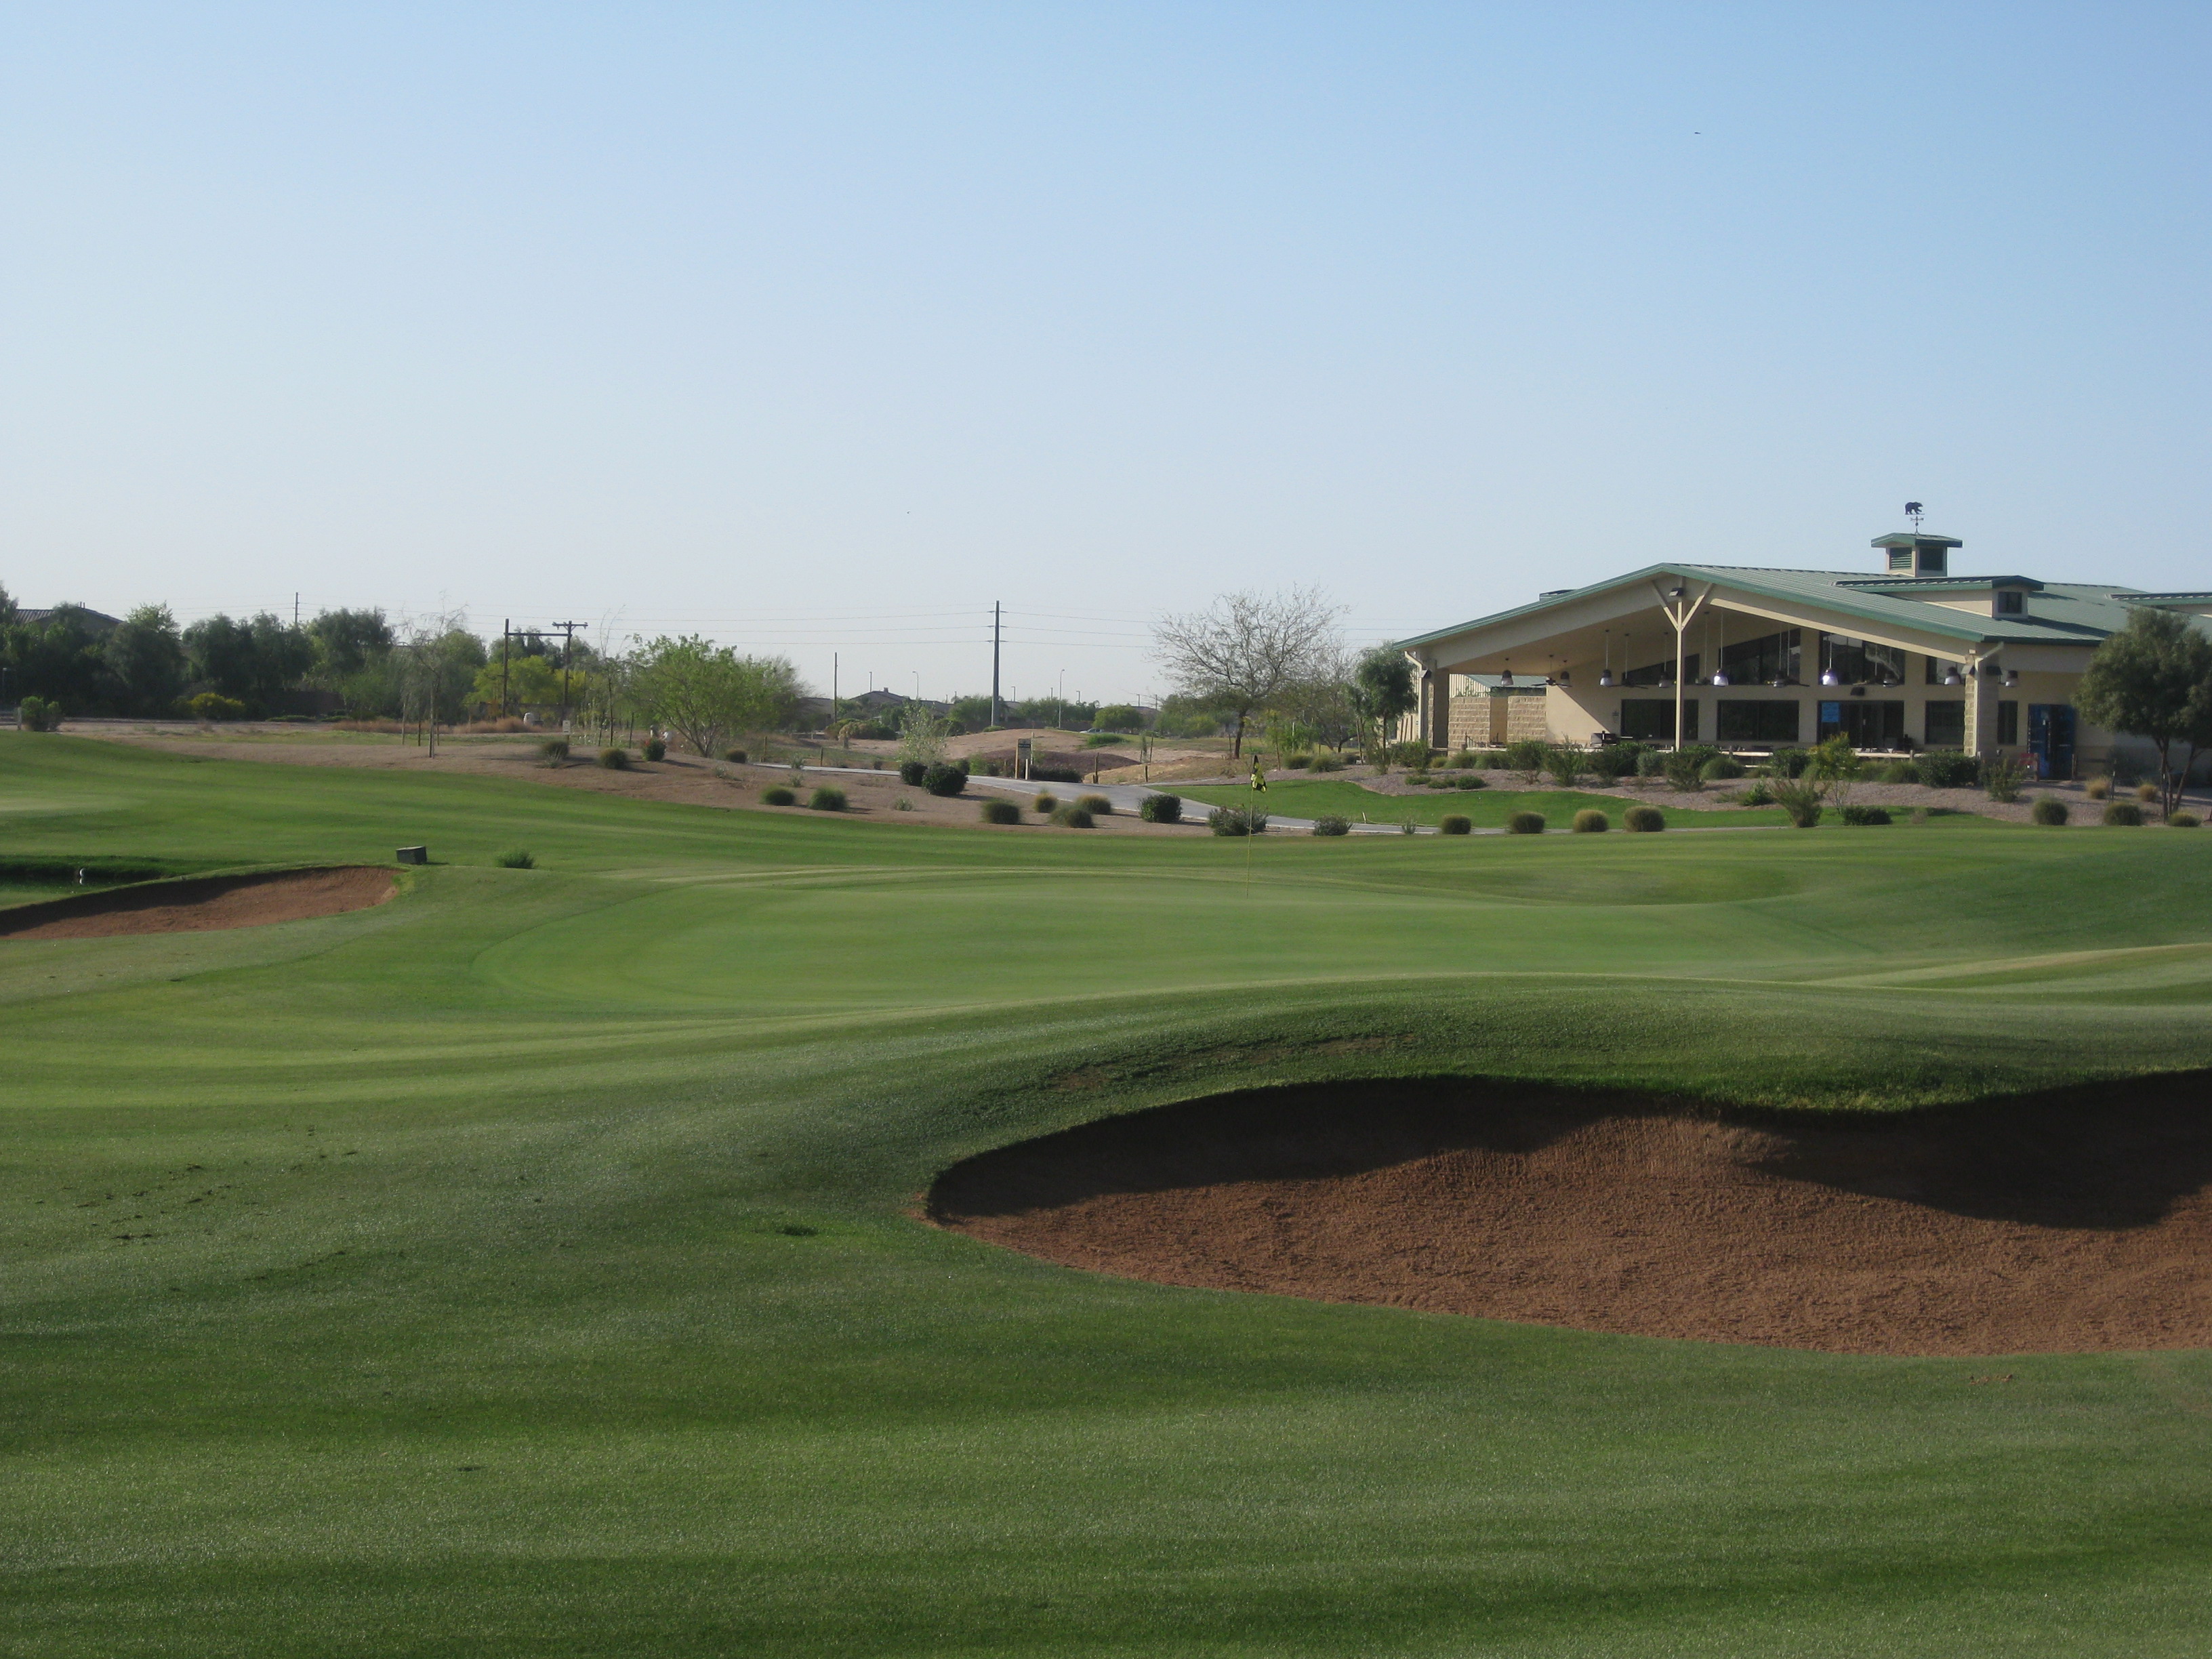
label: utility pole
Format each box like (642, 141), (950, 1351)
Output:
(293, 592), (300, 627)
(550, 620), (583, 731)
(832, 652), (839, 720)
(991, 602), (1002, 729)
(500, 620), (511, 718)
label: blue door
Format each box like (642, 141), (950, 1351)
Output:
(2028, 704), (2076, 779)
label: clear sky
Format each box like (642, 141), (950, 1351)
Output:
(3, 3), (2205, 703)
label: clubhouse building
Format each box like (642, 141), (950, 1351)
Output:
(1394, 531), (2211, 779)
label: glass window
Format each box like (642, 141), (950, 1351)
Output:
(1997, 701), (2019, 745)
(1818, 701), (1906, 747)
(1995, 590), (2025, 615)
(1718, 630), (1801, 686)
(1620, 699), (1696, 741)
(1819, 634), (1906, 686)
(1919, 548), (1946, 575)
(1925, 700), (1965, 747)
(1622, 652), (1698, 688)
(1716, 700), (1802, 743)
(1925, 655), (1969, 684)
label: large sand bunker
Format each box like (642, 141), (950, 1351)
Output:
(0, 867), (396, 940)
(930, 1078), (2212, 1355)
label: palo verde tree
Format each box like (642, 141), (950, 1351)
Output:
(2076, 606), (2212, 816)
(1151, 586), (1344, 758)
(632, 636), (804, 755)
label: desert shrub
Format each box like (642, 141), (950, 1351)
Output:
(1446, 750), (1481, 770)
(1982, 754), (2030, 803)
(723, 747), (747, 763)
(2137, 781), (2161, 804)
(1310, 754), (1343, 773)
(1082, 732), (1123, 747)
(1622, 805), (1665, 832)
(979, 799), (1021, 825)
(1388, 741), (1433, 769)
(1543, 745), (1586, 789)
(1453, 775), (1488, 790)
(1736, 781), (1775, 806)
(2171, 811), (2203, 828)
(1504, 811), (1545, 835)
(807, 785), (846, 811)
(1572, 808), (1609, 833)
(1503, 739), (1549, 778)
(1052, 805), (1095, 829)
(922, 763), (966, 797)
(1406, 770), (1432, 785)
(1700, 753), (1746, 781)
(1875, 759), (1917, 783)
(1138, 793), (1182, 823)
(1398, 820), (1418, 834)
(17, 695), (64, 731)
(1763, 746), (1810, 778)
(2030, 797), (2070, 825)
(537, 737), (569, 764)
(1210, 807), (1267, 836)
(1311, 815), (1351, 836)
(1032, 792), (1058, 814)
(1283, 752), (1313, 769)
(598, 747), (630, 769)
(1635, 750), (1666, 778)
(1439, 814), (1472, 835)
(492, 848), (536, 869)
(1909, 808), (1929, 826)
(898, 759), (928, 786)
(2085, 777), (2111, 800)
(1914, 750), (1978, 789)
(2103, 801), (2144, 826)
(1030, 765), (1084, 783)
(761, 786), (796, 805)
(1770, 777), (1825, 828)
(1661, 752), (1708, 792)
(1839, 804), (1892, 825)
(1076, 794), (1113, 816)
(1586, 743), (1641, 781)
(642, 737), (667, 762)
(182, 691), (247, 724)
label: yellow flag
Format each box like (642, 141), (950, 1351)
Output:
(1250, 760), (1268, 793)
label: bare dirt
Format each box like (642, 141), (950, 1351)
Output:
(0, 867), (396, 940)
(929, 1077), (2212, 1355)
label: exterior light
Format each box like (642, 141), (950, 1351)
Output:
(1709, 669), (1729, 687)
(1598, 668), (1614, 687)
(1498, 666), (1513, 686)
(1556, 669), (1572, 687)
(2003, 668), (2019, 687)
(1942, 666), (1964, 687)
(1820, 668), (1840, 686)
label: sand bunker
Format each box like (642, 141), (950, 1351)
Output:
(930, 1078), (2212, 1355)
(0, 867), (396, 940)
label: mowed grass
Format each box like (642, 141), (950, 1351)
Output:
(1179, 776), (1814, 829)
(5, 732), (2212, 1657)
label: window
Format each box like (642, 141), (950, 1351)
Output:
(1716, 700), (1802, 743)
(1620, 699), (1696, 742)
(1925, 655), (1967, 685)
(1622, 652), (1698, 688)
(1718, 630), (1801, 686)
(1995, 590), (2025, 615)
(1919, 548), (1946, 575)
(1997, 701), (2019, 745)
(1818, 634), (1906, 685)
(1818, 700), (1906, 747)
(1925, 700), (1966, 747)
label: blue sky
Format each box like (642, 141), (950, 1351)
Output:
(3, 3), (2205, 703)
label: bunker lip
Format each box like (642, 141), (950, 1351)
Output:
(0, 866), (398, 940)
(928, 1076), (2212, 1357)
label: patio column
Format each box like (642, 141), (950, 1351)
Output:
(1967, 653), (2001, 757)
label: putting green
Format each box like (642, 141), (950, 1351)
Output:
(5, 732), (2212, 1658)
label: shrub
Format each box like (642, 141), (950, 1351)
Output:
(1138, 793), (1182, 823)
(1405, 770), (1432, 787)
(17, 695), (64, 731)
(1700, 753), (1746, 781)
(1052, 804), (1094, 828)
(1283, 752), (1312, 769)
(1504, 811), (1545, 835)
(1389, 741), (1433, 769)
(1504, 739), (1549, 778)
(1572, 808), (1609, 833)
(807, 785), (846, 811)
(1839, 804), (1892, 826)
(1763, 746), (1809, 779)
(2103, 801), (2144, 826)
(1210, 807), (1267, 836)
(1623, 805), (1665, 832)
(1543, 745), (1586, 788)
(2171, 811), (2203, 828)
(1439, 814), (1472, 835)
(1635, 750), (1666, 778)
(642, 737), (667, 762)
(897, 759), (928, 785)
(2030, 797), (2070, 825)
(1982, 754), (2030, 804)
(1082, 732), (1123, 747)
(723, 747), (747, 763)
(1736, 781), (1774, 806)
(537, 738), (570, 764)
(492, 848), (536, 869)
(1875, 759), (1916, 783)
(182, 691), (247, 724)
(1770, 777), (1825, 827)
(1076, 794), (1113, 816)
(1661, 752), (1707, 792)
(1311, 815), (1351, 836)
(2137, 781), (2161, 804)
(761, 786), (796, 805)
(1586, 743), (1641, 781)
(1453, 775), (1488, 790)
(1914, 750), (1979, 789)
(1032, 792), (1058, 814)
(922, 763), (966, 797)
(1446, 750), (1481, 770)
(1309, 754), (1343, 773)
(1030, 764), (1084, 783)
(2085, 777), (2111, 800)
(977, 798), (1022, 825)
(598, 746), (630, 769)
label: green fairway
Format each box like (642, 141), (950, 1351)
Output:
(1179, 776), (1818, 829)
(6, 731), (2212, 1657)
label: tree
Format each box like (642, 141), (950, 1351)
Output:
(391, 615), (487, 750)
(1347, 646), (1418, 759)
(469, 652), (564, 714)
(1152, 587), (1344, 758)
(308, 609), (394, 683)
(7, 604), (110, 712)
(895, 703), (954, 769)
(1092, 704), (1146, 733)
(103, 604), (188, 715)
(2076, 607), (2212, 816)
(632, 636), (804, 755)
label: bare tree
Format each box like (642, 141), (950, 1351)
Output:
(1152, 587), (1345, 758)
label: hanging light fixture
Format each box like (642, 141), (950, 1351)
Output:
(1498, 661), (1514, 687)
(1942, 663), (1965, 687)
(1708, 610), (1729, 687)
(1819, 634), (1840, 687)
(1598, 630), (1614, 688)
(2003, 667), (2020, 688)
(1554, 651), (1570, 687)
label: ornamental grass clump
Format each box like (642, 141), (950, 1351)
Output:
(1982, 754), (2029, 803)
(2030, 797), (2070, 825)
(1770, 777), (1825, 828)
(1839, 804), (1892, 825)
(1661, 751), (1708, 792)
(2171, 811), (2203, 827)
(1076, 794), (1113, 817)
(1622, 805), (1665, 832)
(2104, 801), (2145, 826)
(1138, 794), (1181, 823)
(723, 747), (747, 763)
(1542, 745), (1586, 789)
(979, 799), (1021, 825)
(1032, 792), (1057, 815)
(492, 848), (536, 869)
(1504, 811), (1545, 835)
(1572, 808), (1609, 833)
(808, 786), (847, 811)
(1311, 815), (1351, 836)
(598, 747), (630, 770)
(1052, 804), (1094, 828)
(2085, 777), (2112, 800)
(537, 738), (569, 766)
(761, 785), (796, 805)
(1699, 754), (1745, 781)
(1439, 815), (1472, 835)
(2137, 781), (2162, 804)
(1210, 807), (1267, 836)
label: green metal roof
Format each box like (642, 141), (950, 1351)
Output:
(1395, 562), (2171, 657)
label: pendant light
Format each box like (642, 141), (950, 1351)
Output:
(1942, 663), (1964, 687)
(2003, 667), (2019, 688)
(1708, 611), (1729, 687)
(1598, 630), (1614, 688)
(1498, 661), (1514, 687)
(1819, 634), (1840, 687)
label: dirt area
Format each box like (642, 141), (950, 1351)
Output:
(930, 1077), (2212, 1355)
(0, 867), (396, 940)
(80, 730), (1207, 835)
